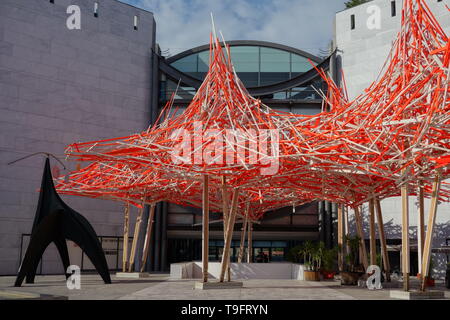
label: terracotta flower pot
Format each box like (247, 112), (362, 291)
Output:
(321, 270), (336, 280)
(416, 274), (435, 287)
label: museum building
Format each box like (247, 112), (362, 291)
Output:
(1, 0), (449, 277)
(0, 0), (335, 275)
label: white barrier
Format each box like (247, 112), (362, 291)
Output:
(170, 262), (305, 280)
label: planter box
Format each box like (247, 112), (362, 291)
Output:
(304, 270), (320, 281)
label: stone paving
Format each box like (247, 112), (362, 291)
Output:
(120, 279), (356, 300)
(1, 274), (449, 300)
(0, 274), (169, 300)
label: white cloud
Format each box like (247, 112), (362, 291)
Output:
(124, 0), (347, 57)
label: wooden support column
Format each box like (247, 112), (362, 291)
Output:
(368, 199), (377, 266)
(221, 176), (229, 232)
(128, 202), (145, 272)
(202, 175), (210, 283)
(344, 206), (350, 254)
(421, 174), (441, 291)
(375, 198), (391, 282)
(238, 203), (249, 263)
(122, 203), (130, 272)
(247, 221), (253, 263)
(354, 206), (368, 270)
(221, 176), (231, 281)
(337, 204), (344, 272)
(219, 188), (239, 282)
(401, 179), (410, 291)
(417, 182), (425, 276)
(140, 203), (156, 273)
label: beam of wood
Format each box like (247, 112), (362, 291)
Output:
(238, 203), (249, 263)
(421, 174), (441, 292)
(354, 206), (368, 271)
(202, 174), (210, 283)
(401, 178), (410, 291)
(122, 203), (130, 272)
(140, 203), (156, 273)
(247, 220), (253, 263)
(417, 182), (425, 276)
(369, 199), (377, 266)
(337, 204), (344, 272)
(221, 176), (229, 228)
(128, 203), (145, 272)
(219, 188), (239, 282)
(375, 197), (391, 282)
(221, 176), (231, 282)
(344, 206), (350, 254)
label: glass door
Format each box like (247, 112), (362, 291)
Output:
(254, 248), (270, 263)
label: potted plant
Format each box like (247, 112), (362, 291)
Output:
(425, 258), (435, 287)
(286, 245), (302, 263)
(301, 241), (323, 281)
(417, 258), (436, 287)
(321, 246), (338, 280)
(340, 235), (364, 285)
(375, 253), (385, 282)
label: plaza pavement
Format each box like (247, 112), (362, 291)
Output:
(0, 274), (449, 300)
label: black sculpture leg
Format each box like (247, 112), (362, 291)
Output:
(53, 235), (71, 279)
(64, 213), (111, 284)
(18, 158), (111, 285)
(15, 212), (60, 287)
(25, 224), (70, 284)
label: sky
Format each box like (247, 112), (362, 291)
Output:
(119, 0), (348, 57)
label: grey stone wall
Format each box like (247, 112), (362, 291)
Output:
(335, 0), (450, 278)
(335, 0), (450, 99)
(0, 0), (156, 275)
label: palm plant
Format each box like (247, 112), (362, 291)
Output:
(323, 246), (338, 271)
(301, 241), (314, 269)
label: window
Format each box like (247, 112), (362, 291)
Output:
(391, 1), (396, 17)
(94, 2), (99, 17)
(197, 51), (210, 73)
(171, 54), (197, 73)
(351, 14), (355, 30)
(230, 46), (260, 87)
(260, 47), (290, 73)
(170, 45), (317, 88)
(291, 54), (313, 74)
(229, 46), (259, 72)
(133, 15), (138, 30)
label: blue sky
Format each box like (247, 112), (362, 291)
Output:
(119, 0), (348, 57)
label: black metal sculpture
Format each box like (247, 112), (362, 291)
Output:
(15, 158), (111, 286)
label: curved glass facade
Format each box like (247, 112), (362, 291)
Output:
(170, 45), (316, 87)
